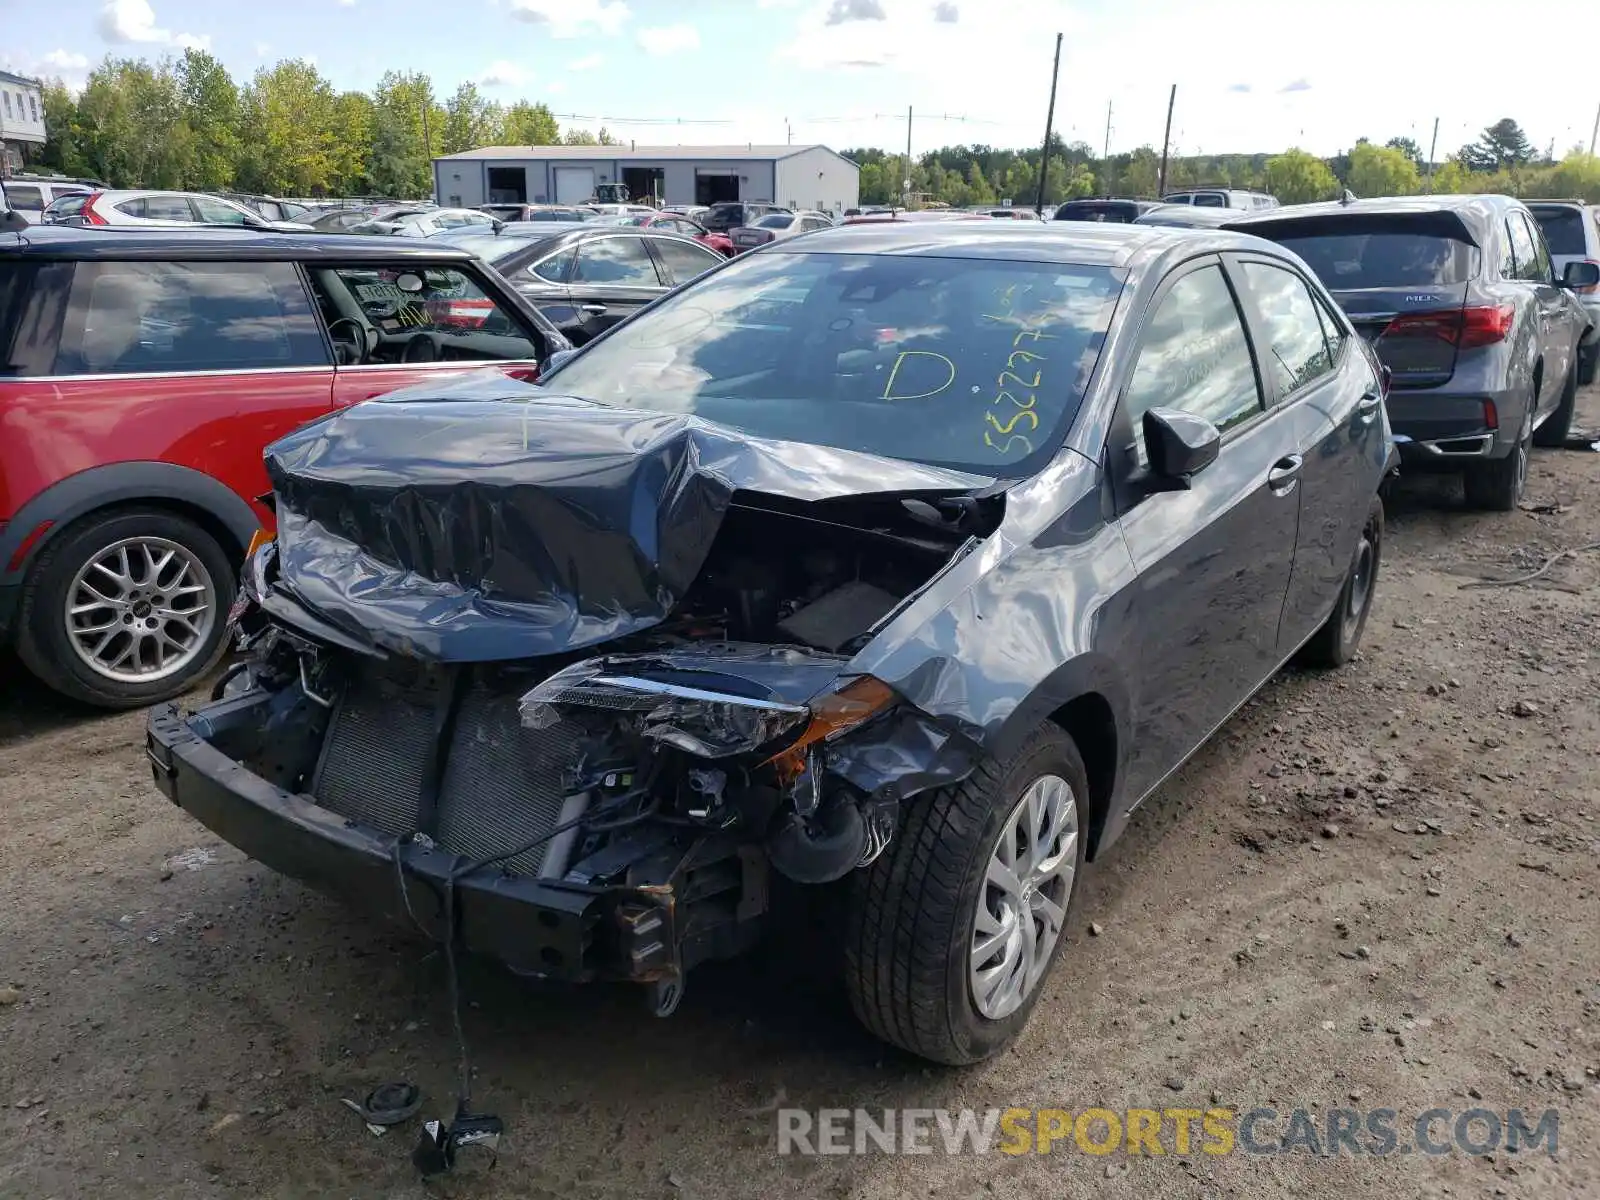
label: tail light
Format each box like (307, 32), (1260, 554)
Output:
(80, 192), (109, 226)
(1382, 304), (1514, 349)
(1483, 400), (1498, 430)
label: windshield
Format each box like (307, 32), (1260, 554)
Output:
(1529, 206), (1586, 256)
(542, 248), (1123, 476)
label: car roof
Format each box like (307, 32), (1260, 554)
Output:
(0, 225), (480, 262)
(777, 220), (1280, 268)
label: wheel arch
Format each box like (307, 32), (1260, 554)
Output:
(0, 462), (258, 588)
(986, 653), (1133, 863)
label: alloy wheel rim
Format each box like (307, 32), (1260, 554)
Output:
(64, 537), (216, 684)
(970, 773), (1079, 1021)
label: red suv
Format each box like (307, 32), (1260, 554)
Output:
(0, 225), (567, 708)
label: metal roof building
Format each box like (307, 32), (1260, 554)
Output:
(432, 143), (860, 213)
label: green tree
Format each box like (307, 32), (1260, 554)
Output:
(35, 80), (88, 176)
(442, 81), (490, 154)
(1428, 156), (1471, 194)
(1460, 118), (1535, 172)
(75, 57), (193, 189)
(175, 49), (240, 190)
(1545, 152), (1600, 203)
(1347, 141), (1420, 197)
(964, 161), (994, 205)
(563, 128), (599, 145)
(330, 91), (377, 193)
(496, 100), (559, 145)
(1385, 136), (1424, 169)
(372, 71), (442, 196)
(1263, 148), (1338, 203)
(1122, 147), (1160, 197)
(242, 60), (340, 194)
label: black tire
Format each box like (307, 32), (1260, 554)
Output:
(1463, 410), (1531, 512)
(1578, 340), (1597, 388)
(843, 724), (1089, 1065)
(1299, 495), (1383, 668)
(15, 508), (235, 709)
(1532, 362), (1578, 448)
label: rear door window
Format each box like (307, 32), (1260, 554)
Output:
(1238, 261), (1334, 397)
(1528, 206), (1586, 256)
(1506, 214), (1540, 281)
(570, 237), (663, 286)
(0, 262), (73, 376)
(53, 261), (330, 375)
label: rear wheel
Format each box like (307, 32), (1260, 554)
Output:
(843, 725), (1088, 1065)
(1532, 361), (1578, 448)
(1300, 496), (1382, 668)
(1464, 408), (1531, 511)
(16, 509), (235, 709)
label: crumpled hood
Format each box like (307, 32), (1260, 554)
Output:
(263, 373), (992, 662)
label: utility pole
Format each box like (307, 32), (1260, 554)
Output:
(420, 97), (434, 201)
(1590, 101), (1599, 156)
(1034, 32), (1063, 216)
(1426, 116), (1439, 191)
(1157, 84), (1176, 197)
(903, 105), (913, 210)
(1102, 100), (1112, 163)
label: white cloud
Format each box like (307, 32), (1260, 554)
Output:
(547, 80), (566, 94)
(338, 0), (358, 6)
(96, 0), (208, 48)
(636, 24), (700, 55)
(569, 54), (604, 70)
(253, 41), (272, 57)
(479, 59), (532, 88)
(508, 0), (628, 37)
(43, 50), (91, 70)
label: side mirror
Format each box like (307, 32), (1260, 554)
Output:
(1142, 407), (1220, 490)
(1560, 260), (1600, 289)
(544, 347), (578, 375)
(0, 208), (28, 234)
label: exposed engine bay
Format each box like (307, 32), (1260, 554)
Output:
(205, 487), (989, 999)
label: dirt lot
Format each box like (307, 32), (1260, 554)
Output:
(3, 393), (1600, 1200)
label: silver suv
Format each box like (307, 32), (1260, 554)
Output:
(1527, 200), (1600, 385)
(1162, 188), (1278, 210)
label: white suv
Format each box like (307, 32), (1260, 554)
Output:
(63, 189), (313, 231)
(0, 175), (95, 224)
(1160, 188), (1278, 210)
(1528, 200), (1600, 385)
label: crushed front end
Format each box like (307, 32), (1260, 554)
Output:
(147, 382), (993, 1003)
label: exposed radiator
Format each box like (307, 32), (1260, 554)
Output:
(312, 672), (583, 876)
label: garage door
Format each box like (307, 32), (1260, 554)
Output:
(554, 167), (596, 206)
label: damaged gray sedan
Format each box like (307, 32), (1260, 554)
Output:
(148, 222), (1394, 1064)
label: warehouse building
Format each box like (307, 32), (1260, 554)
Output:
(432, 143), (860, 213)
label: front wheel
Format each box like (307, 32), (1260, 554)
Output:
(15, 509), (235, 709)
(1299, 495), (1382, 668)
(843, 725), (1088, 1065)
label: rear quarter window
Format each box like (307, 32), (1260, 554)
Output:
(0, 261), (73, 377)
(52, 261), (330, 375)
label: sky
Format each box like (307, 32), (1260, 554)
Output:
(5, 0), (1600, 161)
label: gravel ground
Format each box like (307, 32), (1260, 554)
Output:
(3, 390), (1600, 1200)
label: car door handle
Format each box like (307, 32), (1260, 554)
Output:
(580, 304), (608, 315)
(1355, 391), (1382, 423)
(1267, 454), (1303, 493)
